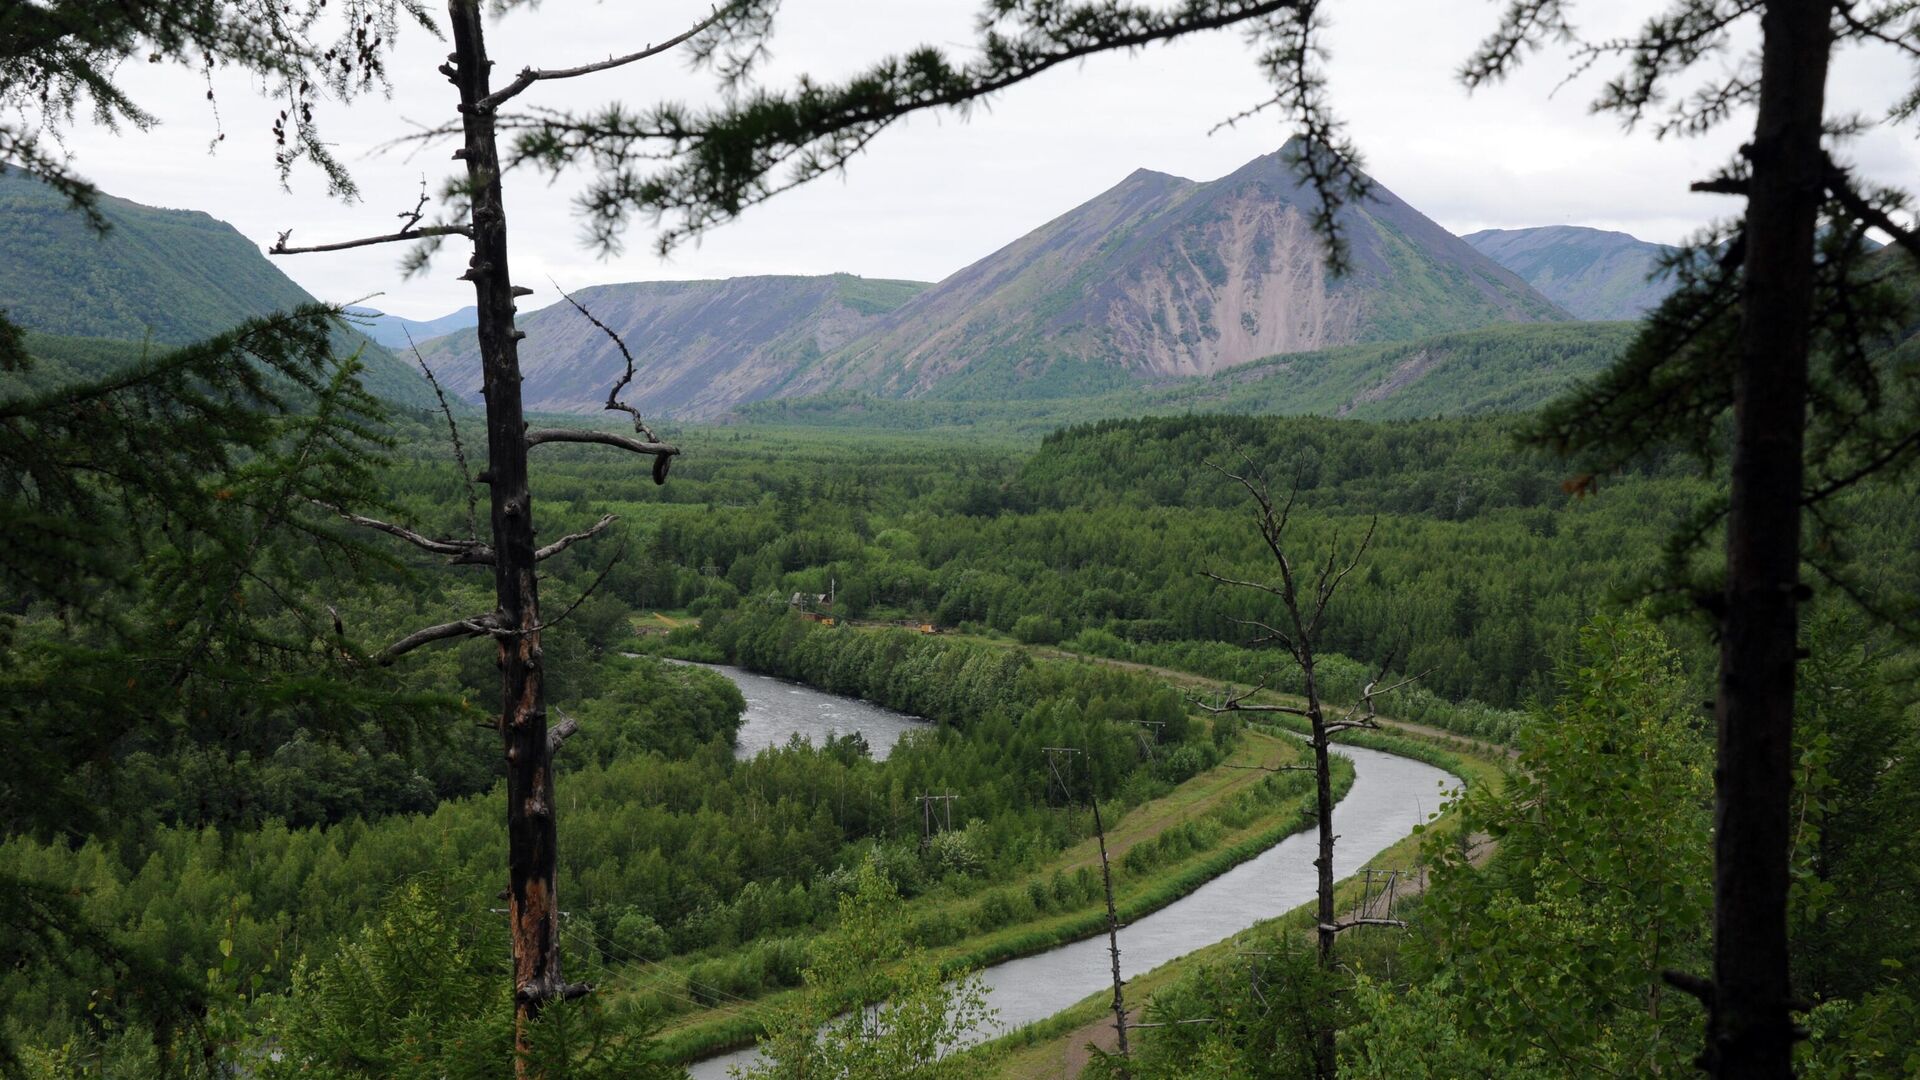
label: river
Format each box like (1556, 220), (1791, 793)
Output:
(682, 665), (1458, 1079)
(672, 661), (930, 761)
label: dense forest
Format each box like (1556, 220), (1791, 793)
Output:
(9, 394), (1916, 1074)
(8, 1), (1920, 1077)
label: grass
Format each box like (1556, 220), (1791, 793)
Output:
(638, 727), (1351, 1064)
(971, 713), (1508, 1079)
(640, 626), (1512, 1070)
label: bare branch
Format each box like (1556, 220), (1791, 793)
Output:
(550, 281), (663, 442)
(312, 499), (493, 564)
(379, 613), (498, 664)
(1201, 570), (1287, 599)
(1223, 762), (1315, 773)
(1189, 681), (1312, 717)
(271, 223), (471, 255)
(523, 429), (676, 456)
(401, 327), (479, 538)
(1324, 918), (1407, 933)
(1310, 515), (1376, 634)
(480, 5), (737, 111)
(536, 514), (618, 562)
(524, 429), (679, 484)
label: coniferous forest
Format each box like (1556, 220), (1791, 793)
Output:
(4, 2), (1920, 1080)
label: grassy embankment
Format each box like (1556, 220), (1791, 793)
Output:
(974, 711), (1506, 1079)
(647, 722), (1353, 1062)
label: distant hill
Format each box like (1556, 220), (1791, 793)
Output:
(1463, 226), (1676, 321)
(346, 305), (478, 349)
(0, 166), (436, 407)
(414, 274), (930, 415)
(734, 321), (1636, 434)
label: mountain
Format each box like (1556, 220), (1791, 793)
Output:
(414, 274), (929, 414)
(1463, 226), (1677, 321)
(0, 166), (436, 407)
(788, 145), (1570, 403)
(420, 146), (1569, 419)
(346, 305), (478, 348)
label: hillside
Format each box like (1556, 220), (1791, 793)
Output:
(731, 321), (1635, 433)
(0, 166), (436, 407)
(414, 274), (930, 415)
(792, 144), (1569, 402)
(346, 305), (478, 349)
(1464, 225), (1676, 321)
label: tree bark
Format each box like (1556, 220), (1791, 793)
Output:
(1092, 797), (1131, 1074)
(446, 2), (574, 1069)
(1303, 644), (1337, 1080)
(1710, 2), (1830, 1076)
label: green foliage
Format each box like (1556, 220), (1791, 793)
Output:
(258, 876), (673, 1080)
(1090, 936), (1336, 1080)
(736, 859), (993, 1080)
(0, 169), (436, 406)
(1350, 616), (1711, 1076)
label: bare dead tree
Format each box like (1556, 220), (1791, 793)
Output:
(264, 4), (739, 1072)
(1192, 455), (1427, 1080)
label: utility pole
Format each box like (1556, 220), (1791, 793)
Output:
(1041, 746), (1082, 806)
(1133, 719), (1165, 761)
(918, 792), (958, 853)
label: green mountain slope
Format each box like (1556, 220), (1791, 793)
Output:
(1463, 226), (1676, 321)
(732, 321), (1635, 433)
(0, 166), (436, 407)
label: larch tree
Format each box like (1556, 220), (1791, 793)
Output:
(1465, 4), (1920, 1075)
(1, 2), (454, 1068)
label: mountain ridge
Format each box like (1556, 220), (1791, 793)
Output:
(421, 145), (1573, 419)
(1463, 225), (1676, 321)
(0, 166), (438, 408)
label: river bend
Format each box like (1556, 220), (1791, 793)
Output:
(684, 666), (1457, 1078)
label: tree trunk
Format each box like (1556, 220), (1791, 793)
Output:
(1303, 649), (1337, 1080)
(446, 2), (573, 1069)
(1711, 2), (1830, 1075)
(1092, 797), (1130, 1074)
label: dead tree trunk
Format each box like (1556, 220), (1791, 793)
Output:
(445, 1), (578, 1062)
(1193, 459), (1405, 1080)
(270, 7), (695, 1076)
(1707, 3), (1830, 1075)
(1300, 646), (1337, 1079)
(1092, 797), (1131, 1072)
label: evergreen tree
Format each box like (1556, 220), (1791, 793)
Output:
(1467, 5), (1920, 1073)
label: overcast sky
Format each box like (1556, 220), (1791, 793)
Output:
(49, 1), (1920, 319)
